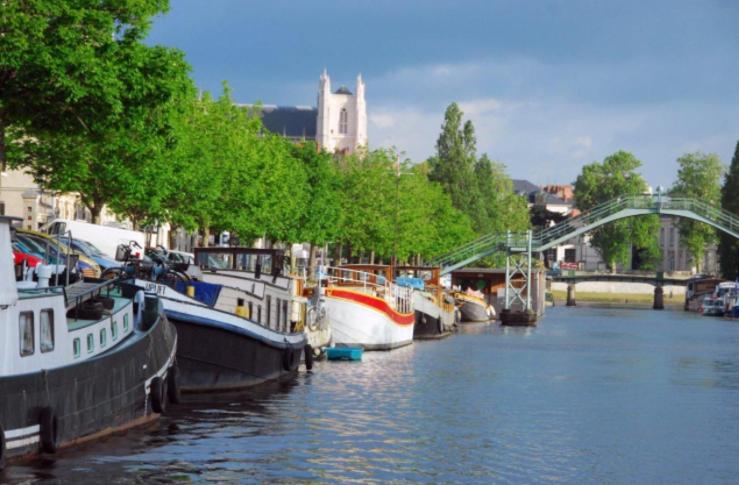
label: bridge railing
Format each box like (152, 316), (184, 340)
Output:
(432, 194), (739, 271)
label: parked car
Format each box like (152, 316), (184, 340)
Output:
(58, 236), (120, 271)
(17, 229), (101, 278)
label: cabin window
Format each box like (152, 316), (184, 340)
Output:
(87, 333), (94, 353)
(339, 108), (348, 134)
(19, 311), (34, 356)
(100, 328), (107, 348)
(248, 302), (253, 320)
(123, 314), (130, 332)
(40, 309), (54, 353)
(112, 320), (118, 341)
(73, 338), (81, 358)
(257, 306), (262, 324)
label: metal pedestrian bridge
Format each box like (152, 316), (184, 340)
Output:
(431, 195), (739, 316)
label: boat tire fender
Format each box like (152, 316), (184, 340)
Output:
(167, 365), (181, 404)
(0, 423), (6, 471)
(304, 344), (314, 371)
(150, 377), (166, 414)
(39, 407), (59, 453)
(283, 348), (298, 372)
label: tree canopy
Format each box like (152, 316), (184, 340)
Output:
(1, 0), (175, 168)
(719, 142), (739, 280)
(428, 102), (529, 243)
(670, 152), (725, 272)
(574, 150), (660, 271)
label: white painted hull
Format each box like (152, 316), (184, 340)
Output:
(325, 293), (414, 350)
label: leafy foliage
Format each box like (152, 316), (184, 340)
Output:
(1, 0), (174, 168)
(670, 152), (725, 272)
(428, 102), (529, 258)
(574, 150), (660, 271)
(8, 32), (194, 223)
(719, 142), (739, 279)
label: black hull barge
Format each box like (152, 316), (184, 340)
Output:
(0, 221), (177, 471)
(134, 280), (306, 393)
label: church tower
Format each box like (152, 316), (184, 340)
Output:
(316, 70), (367, 154)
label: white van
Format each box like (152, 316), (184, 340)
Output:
(43, 219), (146, 260)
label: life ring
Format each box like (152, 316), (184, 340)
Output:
(282, 348), (299, 372)
(150, 377), (166, 414)
(167, 365), (181, 404)
(0, 423), (6, 471)
(304, 344), (314, 371)
(39, 407), (59, 453)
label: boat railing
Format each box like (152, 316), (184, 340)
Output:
(320, 266), (413, 314)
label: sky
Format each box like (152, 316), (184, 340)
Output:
(146, 0), (739, 188)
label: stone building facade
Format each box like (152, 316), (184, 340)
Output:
(256, 70), (367, 154)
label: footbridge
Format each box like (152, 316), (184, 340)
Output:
(431, 195), (739, 322)
(551, 273), (690, 309)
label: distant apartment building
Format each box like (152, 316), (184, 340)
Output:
(0, 167), (172, 247)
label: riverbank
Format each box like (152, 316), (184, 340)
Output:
(551, 290), (684, 309)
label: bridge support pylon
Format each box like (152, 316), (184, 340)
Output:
(566, 283), (576, 306)
(501, 230), (538, 326)
(653, 285), (664, 310)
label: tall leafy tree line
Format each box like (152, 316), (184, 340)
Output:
(1, 1), (478, 264)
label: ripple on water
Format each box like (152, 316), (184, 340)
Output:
(4, 308), (739, 483)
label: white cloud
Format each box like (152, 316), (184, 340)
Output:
(365, 59), (739, 187)
(369, 112), (396, 129)
(458, 98), (501, 116)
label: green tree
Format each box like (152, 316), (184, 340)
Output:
(166, 85), (309, 246)
(574, 150), (661, 271)
(719, 141), (739, 279)
(428, 103), (481, 224)
(474, 154), (529, 234)
(670, 152), (725, 272)
(10, 41), (193, 223)
(1, 0), (173, 170)
(292, 142), (342, 266)
(164, 91), (228, 241)
(335, 148), (396, 261)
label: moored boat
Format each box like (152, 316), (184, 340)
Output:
(685, 276), (722, 312)
(454, 289), (495, 323)
(133, 278), (306, 392)
(0, 217), (177, 470)
(321, 265), (415, 350)
(395, 266), (456, 339)
(701, 281), (739, 318)
(192, 247), (331, 358)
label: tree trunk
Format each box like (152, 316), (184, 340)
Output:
(0, 109), (6, 173)
(202, 226), (210, 247)
(90, 205), (102, 224)
(307, 242), (316, 277)
(169, 226), (177, 250)
(370, 250), (375, 265)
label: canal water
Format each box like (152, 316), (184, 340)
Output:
(6, 307), (739, 484)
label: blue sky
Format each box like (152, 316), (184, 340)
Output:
(147, 0), (739, 187)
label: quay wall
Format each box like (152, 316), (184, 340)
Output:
(551, 281), (685, 295)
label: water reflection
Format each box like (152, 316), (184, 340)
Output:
(5, 308), (739, 483)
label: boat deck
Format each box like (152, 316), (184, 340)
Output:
(64, 280), (117, 310)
